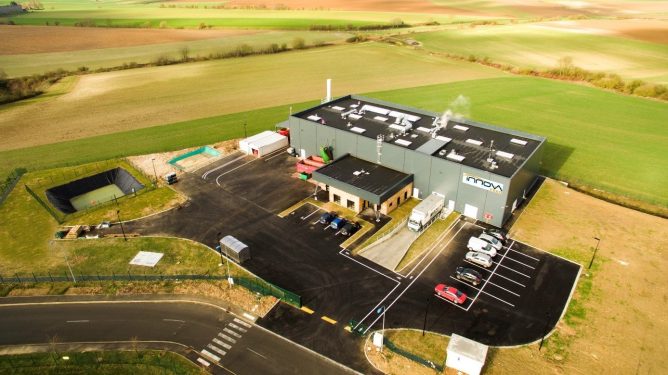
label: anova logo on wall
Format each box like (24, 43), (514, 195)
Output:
(462, 173), (504, 193)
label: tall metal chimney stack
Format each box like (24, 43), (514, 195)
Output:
(326, 78), (332, 102)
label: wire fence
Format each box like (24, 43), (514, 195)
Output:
(23, 159), (157, 224)
(0, 168), (26, 207)
(0, 272), (301, 308)
(384, 338), (445, 372)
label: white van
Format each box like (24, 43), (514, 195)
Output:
(467, 236), (497, 257)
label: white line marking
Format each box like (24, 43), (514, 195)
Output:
(301, 207), (322, 221)
(228, 323), (247, 333)
(502, 255), (537, 269)
(449, 276), (520, 297)
(464, 243), (516, 308)
(264, 148), (288, 161)
(202, 154), (246, 179)
(352, 282), (402, 330)
(200, 349), (220, 362)
(66, 320), (89, 323)
(247, 348), (268, 359)
(362, 225), (466, 333)
(162, 319), (185, 323)
(207, 344), (227, 356)
(434, 293), (469, 311)
(197, 357), (210, 367)
(242, 313), (256, 321)
(233, 318), (252, 328)
(466, 262), (527, 287)
(494, 262), (532, 278)
(404, 220), (462, 276)
(223, 327), (242, 338)
(212, 338), (232, 350)
(218, 332), (237, 344)
(508, 247), (540, 261)
(338, 248), (401, 282)
(215, 159), (256, 186)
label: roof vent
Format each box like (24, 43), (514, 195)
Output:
(453, 124), (469, 131)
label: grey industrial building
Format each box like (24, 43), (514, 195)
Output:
(284, 95), (546, 228)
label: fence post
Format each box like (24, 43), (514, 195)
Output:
(48, 272), (53, 282)
(0, 274), (3, 283)
(64, 271), (69, 281)
(15, 273), (20, 283)
(128, 271), (132, 281)
(32, 272), (37, 283)
(112, 271), (115, 281)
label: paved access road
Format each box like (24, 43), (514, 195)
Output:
(0, 300), (353, 375)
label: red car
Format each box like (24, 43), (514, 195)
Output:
(435, 284), (467, 304)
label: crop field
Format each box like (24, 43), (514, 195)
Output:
(4, 0), (478, 28)
(411, 20), (668, 83)
(0, 42), (503, 150)
(0, 27), (350, 77)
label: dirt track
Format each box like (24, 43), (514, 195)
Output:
(0, 26), (257, 55)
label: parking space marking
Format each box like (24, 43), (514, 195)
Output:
(449, 276), (520, 298)
(465, 244), (516, 308)
(321, 316), (337, 325)
(494, 262), (532, 278)
(502, 255), (537, 269)
(434, 293), (469, 311)
(468, 263), (526, 287)
(301, 207), (322, 221)
(508, 247), (540, 262)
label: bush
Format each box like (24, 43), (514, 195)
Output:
(633, 83), (664, 98)
(292, 37), (306, 50)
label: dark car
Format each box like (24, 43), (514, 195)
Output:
(330, 217), (348, 230)
(319, 212), (336, 225)
(341, 221), (361, 236)
(455, 266), (482, 286)
(484, 228), (508, 244)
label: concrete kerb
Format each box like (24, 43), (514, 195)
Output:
(0, 297), (359, 374)
(357, 217), (406, 255)
(395, 215), (461, 274)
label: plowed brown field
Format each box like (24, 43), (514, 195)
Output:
(0, 26), (256, 55)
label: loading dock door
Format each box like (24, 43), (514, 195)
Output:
(464, 204), (478, 220)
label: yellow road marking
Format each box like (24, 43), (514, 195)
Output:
(300, 306), (314, 314)
(321, 316), (337, 325)
(344, 326), (352, 332)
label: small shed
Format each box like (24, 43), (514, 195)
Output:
(239, 131), (288, 157)
(445, 334), (488, 375)
(219, 235), (250, 264)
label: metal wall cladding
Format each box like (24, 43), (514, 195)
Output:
(403, 151), (432, 198)
(333, 128), (357, 158)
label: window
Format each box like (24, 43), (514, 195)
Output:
(404, 191), (408, 200)
(347, 199), (355, 210)
(389, 202), (393, 207)
(397, 197), (400, 206)
(333, 194), (341, 204)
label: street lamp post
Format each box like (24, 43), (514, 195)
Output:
(243, 121), (247, 138)
(588, 237), (601, 269)
(539, 312), (552, 351)
(116, 210), (127, 241)
(151, 158), (159, 187)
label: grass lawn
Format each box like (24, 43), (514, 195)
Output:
(396, 212), (459, 271)
(0, 30), (351, 77)
(0, 350), (199, 375)
(0, 42), (503, 151)
(355, 198), (419, 254)
(385, 329), (449, 366)
(412, 22), (668, 83)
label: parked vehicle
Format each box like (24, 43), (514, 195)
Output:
(341, 221), (361, 236)
(407, 193), (445, 232)
(434, 284), (467, 304)
(319, 212), (336, 225)
(330, 217), (348, 230)
(484, 228), (508, 243)
(455, 267), (483, 286)
(467, 236), (497, 257)
(465, 251), (493, 268)
(478, 233), (503, 252)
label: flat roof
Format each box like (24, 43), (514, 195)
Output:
(294, 95), (546, 178)
(312, 154), (413, 205)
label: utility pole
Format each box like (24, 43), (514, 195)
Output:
(116, 210), (127, 241)
(422, 296), (431, 336)
(588, 237), (601, 269)
(151, 158), (159, 187)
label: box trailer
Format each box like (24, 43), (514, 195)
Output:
(239, 131), (288, 157)
(407, 193), (445, 232)
(219, 235), (250, 264)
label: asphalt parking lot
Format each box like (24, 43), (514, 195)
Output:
(128, 149), (581, 368)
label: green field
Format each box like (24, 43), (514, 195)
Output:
(4, 0), (476, 29)
(1, 75), (665, 209)
(0, 30), (351, 77)
(411, 23), (668, 84)
(0, 43), (503, 151)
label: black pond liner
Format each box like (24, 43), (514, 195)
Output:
(45, 167), (144, 214)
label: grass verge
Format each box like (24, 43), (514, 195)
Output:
(0, 350), (198, 375)
(395, 212), (459, 271)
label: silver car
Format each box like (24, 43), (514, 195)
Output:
(478, 233), (503, 252)
(465, 251), (493, 268)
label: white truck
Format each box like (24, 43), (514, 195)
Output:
(407, 193), (445, 232)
